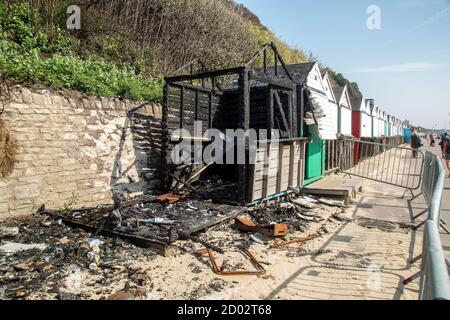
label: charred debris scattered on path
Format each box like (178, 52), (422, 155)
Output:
(0, 176), (348, 300)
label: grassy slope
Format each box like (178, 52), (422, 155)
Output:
(1, 1), (362, 102)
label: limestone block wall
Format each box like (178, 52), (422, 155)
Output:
(0, 84), (163, 220)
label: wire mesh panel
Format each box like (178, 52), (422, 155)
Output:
(339, 139), (424, 190)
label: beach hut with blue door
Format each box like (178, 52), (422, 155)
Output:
(403, 122), (411, 143)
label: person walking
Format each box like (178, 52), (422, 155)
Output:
(443, 133), (450, 178)
(410, 128), (422, 158)
(439, 132), (448, 153)
(430, 133), (435, 147)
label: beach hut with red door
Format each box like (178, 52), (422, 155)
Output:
(351, 97), (372, 161)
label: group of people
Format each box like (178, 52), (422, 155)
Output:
(412, 129), (450, 178)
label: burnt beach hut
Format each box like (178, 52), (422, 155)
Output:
(162, 43), (309, 203)
(256, 62), (337, 185)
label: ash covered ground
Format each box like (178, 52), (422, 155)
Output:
(0, 187), (347, 300)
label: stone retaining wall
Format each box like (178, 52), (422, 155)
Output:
(0, 84), (163, 220)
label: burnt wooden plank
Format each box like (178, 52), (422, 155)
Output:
(165, 67), (245, 83)
(273, 90), (291, 138)
(44, 211), (174, 257)
(238, 69), (250, 203)
(179, 86), (184, 129)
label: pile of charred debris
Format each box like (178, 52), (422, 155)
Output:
(0, 177), (351, 300)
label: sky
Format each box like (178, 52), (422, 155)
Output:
(235, 0), (450, 129)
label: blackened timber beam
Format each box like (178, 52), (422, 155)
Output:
(201, 67), (206, 88)
(245, 43), (271, 68)
(44, 210), (174, 257)
(274, 50), (279, 76)
(263, 49), (267, 73)
(165, 67), (245, 83)
(179, 86), (184, 129)
(270, 43), (294, 81)
(291, 88), (298, 137)
(238, 69), (250, 203)
(208, 91), (213, 128)
(273, 91), (292, 138)
(245, 43), (294, 81)
(168, 59), (206, 77)
(238, 69), (250, 131)
(267, 88), (274, 139)
(169, 82), (223, 95)
(299, 86), (305, 136)
(211, 77), (217, 92)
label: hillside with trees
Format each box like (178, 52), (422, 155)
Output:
(0, 0), (308, 102)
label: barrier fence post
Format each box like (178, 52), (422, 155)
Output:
(403, 152), (450, 300)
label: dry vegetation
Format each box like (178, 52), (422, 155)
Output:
(0, 78), (17, 178)
(0, 118), (17, 179)
(0, 114), (17, 178)
(19, 0), (307, 75)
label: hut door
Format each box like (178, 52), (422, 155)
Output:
(305, 124), (324, 183)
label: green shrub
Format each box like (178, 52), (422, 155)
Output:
(0, 1), (163, 102)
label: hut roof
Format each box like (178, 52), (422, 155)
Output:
(256, 62), (317, 85)
(350, 97), (364, 111)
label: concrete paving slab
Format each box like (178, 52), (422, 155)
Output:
(228, 174), (424, 300)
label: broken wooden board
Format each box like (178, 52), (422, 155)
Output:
(184, 209), (244, 235)
(43, 210), (175, 257)
(233, 216), (289, 237)
(154, 193), (186, 204)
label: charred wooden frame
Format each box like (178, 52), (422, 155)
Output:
(162, 43), (306, 203)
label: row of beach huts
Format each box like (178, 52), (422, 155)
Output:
(163, 47), (416, 203)
(271, 61), (412, 185)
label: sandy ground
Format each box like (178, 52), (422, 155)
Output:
(0, 202), (343, 300)
(1, 145), (429, 300)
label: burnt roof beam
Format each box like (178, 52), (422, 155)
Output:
(169, 59), (207, 77)
(165, 66), (245, 83)
(244, 42), (294, 81)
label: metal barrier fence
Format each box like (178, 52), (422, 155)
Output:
(337, 140), (449, 299)
(415, 152), (449, 233)
(326, 136), (404, 173)
(339, 139), (424, 194)
(403, 151), (450, 300)
(419, 221), (450, 300)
